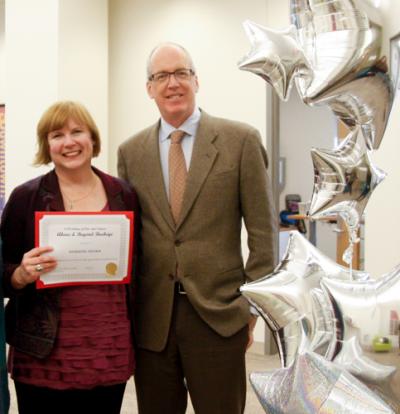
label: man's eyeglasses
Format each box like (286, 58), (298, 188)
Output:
(148, 68), (195, 83)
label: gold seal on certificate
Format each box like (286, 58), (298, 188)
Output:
(106, 262), (118, 276)
(35, 211), (134, 289)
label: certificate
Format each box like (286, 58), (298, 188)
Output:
(35, 211), (134, 289)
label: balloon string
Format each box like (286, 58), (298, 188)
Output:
(342, 224), (360, 279)
(349, 247), (353, 280)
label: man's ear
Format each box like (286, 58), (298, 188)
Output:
(194, 76), (199, 93)
(146, 81), (154, 99)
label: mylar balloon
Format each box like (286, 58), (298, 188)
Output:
(290, 0), (394, 150)
(240, 231), (369, 366)
(238, 20), (311, 101)
(250, 349), (394, 414)
(321, 264), (400, 410)
(308, 126), (386, 262)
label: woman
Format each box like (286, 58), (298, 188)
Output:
(1, 101), (138, 414)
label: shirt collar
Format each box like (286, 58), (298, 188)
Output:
(160, 107), (201, 142)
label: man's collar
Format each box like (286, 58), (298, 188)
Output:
(160, 107), (201, 142)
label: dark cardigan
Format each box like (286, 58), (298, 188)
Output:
(1, 167), (138, 358)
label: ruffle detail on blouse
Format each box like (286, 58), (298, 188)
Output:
(10, 285), (134, 390)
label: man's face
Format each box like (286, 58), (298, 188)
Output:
(147, 45), (199, 128)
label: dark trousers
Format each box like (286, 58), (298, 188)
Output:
(14, 381), (126, 414)
(134, 294), (248, 414)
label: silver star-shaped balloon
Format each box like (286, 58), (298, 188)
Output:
(308, 127), (386, 254)
(334, 337), (399, 412)
(240, 2), (394, 149)
(321, 265), (400, 407)
(240, 231), (369, 367)
(290, 0), (394, 150)
(238, 20), (311, 101)
(291, 0), (371, 100)
(310, 64), (394, 151)
(334, 337), (396, 385)
(250, 350), (395, 413)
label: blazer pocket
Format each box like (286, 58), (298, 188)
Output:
(218, 266), (245, 277)
(208, 167), (237, 181)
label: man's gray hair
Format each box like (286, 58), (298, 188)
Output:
(146, 42), (196, 80)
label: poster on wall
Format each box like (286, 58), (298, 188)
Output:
(0, 105), (4, 213)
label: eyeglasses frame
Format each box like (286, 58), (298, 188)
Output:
(148, 68), (195, 83)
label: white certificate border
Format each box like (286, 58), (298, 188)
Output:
(35, 212), (133, 288)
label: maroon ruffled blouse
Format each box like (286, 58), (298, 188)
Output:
(9, 283), (134, 389)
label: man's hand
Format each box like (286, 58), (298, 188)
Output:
(246, 315), (258, 350)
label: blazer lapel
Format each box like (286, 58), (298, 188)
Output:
(137, 123), (175, 231)
(177, 113), (218, 229)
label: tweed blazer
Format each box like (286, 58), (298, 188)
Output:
(118, 111), (277, 352)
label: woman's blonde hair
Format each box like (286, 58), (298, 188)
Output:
(34, 101), (101, 166)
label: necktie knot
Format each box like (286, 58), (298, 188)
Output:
(170, 130), (186, 144)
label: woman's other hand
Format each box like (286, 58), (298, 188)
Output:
(11, 246), (57, 289)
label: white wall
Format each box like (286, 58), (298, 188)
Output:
(5, 0), (108, 196)
(279, 92), (333, 207)
(5, 0), (59, 193)
(0, 0), (4, 103)
(58, 0), (108, 170)
(266, 0), (290, 28)
(365, 0), (400, 277)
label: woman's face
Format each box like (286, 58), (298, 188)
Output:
(47, 118), (94, 172)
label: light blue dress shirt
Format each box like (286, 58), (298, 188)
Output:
(159, 107), (201, 198)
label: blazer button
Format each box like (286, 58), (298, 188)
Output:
(174, 239), (182, 246)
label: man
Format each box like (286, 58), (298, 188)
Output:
(118, 42), (277, 414)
